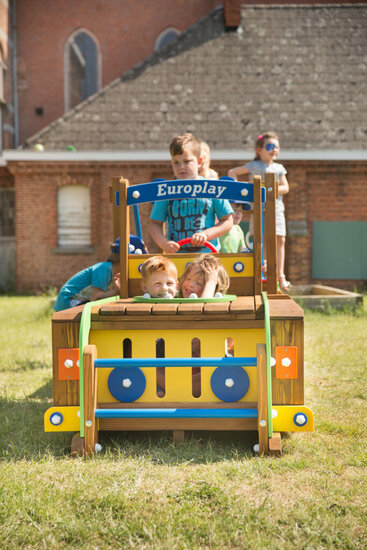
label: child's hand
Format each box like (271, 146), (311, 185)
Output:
(191, 232), (207, 246)
(163, 240), (180, 253)
(200, 260), (219, 283)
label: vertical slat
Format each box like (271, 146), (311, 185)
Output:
(253, 175), (262, 295)
(109, 179), (122, 241)
(119, 178), (129, 298)
(265, 173), (278, 294)
(83, 344), (98, 456)
(257, 343), (269, 455)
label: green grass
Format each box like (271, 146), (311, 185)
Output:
(0, 296), (366, 549)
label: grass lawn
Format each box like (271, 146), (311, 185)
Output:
(0, 296), (366, 549)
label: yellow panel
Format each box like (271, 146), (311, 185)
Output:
(128, 255), (254, 279)
(90, 327), (265, 404)
(273, 406), (314, 432)
(44, 406), (80, 432)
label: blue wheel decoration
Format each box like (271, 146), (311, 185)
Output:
(293, 412), (308, 427)
(210, 366), (250, 402)
(50, 412), (64, 426)
(233, 262), (244, 273)
(108, 367), (146, 403)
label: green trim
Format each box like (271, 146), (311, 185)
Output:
(133, 294), (237, 303)
(261, 291), (273, 438)
(78, 296), (119, 437)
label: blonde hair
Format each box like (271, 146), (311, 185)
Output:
(179, 254), (230, 295)
(140, 256), (177, 282)
(169, 132), (201, 158)
(199, 141), (218, 179)
(254, 131), (279, 160)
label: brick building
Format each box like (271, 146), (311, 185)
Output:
(1, 2), (367, 292)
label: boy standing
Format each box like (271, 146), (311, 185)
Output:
(149, 133), (233, 253)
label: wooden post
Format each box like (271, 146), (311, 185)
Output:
(83, 344), (98, 456)
(265, 173), (277, 295)
(253, 175), (262, 295)
(257, 343), (269, 455)
(119, 178), (130, 298)
(109, 181), (121, 241)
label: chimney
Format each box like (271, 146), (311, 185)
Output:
(224, 0), (241, 31)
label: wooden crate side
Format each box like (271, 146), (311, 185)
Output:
(271, 318), (304, 405)
(52, 320), (80, 406)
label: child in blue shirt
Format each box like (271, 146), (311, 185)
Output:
(149, 133), (233, 253)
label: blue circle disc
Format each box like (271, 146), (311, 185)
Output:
(108, 367), (146, 402)
(210, 366), (250, 402)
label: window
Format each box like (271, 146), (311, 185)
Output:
(57, 185), (91, 248)
(154, 28), (180, 52)
(0, 188), (15, 236)
(65, 30), (100, 111)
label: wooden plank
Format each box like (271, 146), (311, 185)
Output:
(99, 418), (257, 431)
(254, 295), (264, 319)
(269, 432), (282, 457)
(253, 175), (263, 295)
(271, 318), (304, 405)
(203, 302), (230, 315)
(265, 173), (278, 295)
(229, 296), (255, 314)
(173, 430), (185, 444)
(125, 303), (152, 315)
(268, 298), (304, 320)
(70, 433), (84, 458)
(83, 344), (98, 456)
(257, 343), (269, 455)
(118, 178), (129, 298)
(152, 303), (179, 315)
(177, 302), (204, 314)
(52, 320), (80, 406)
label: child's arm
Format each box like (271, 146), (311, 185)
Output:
(191, 214), (233, 247)
(227, 165), (250, 180)
(149, 219), (180, 253)
(278, 174), (289, 196)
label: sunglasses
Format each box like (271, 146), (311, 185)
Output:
(265, 143), (277, 151)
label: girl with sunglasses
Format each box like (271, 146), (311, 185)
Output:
(227, 131), (291, 291)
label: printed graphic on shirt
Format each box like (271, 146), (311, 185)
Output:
(167, 199), (210, 241)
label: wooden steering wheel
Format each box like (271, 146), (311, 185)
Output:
(177, 238), (218, 253)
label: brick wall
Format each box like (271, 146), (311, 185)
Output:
(16, 0), (221, 143)
(6, 159), (367, 292)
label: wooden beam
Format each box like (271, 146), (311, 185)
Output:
(83, 344), (98, 456)
(265, 173), (278, 295)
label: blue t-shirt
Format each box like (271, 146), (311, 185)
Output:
(150, 197), (233, 252)
(54, 261), (113, 311)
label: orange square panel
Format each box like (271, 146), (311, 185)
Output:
(275, 346), (297, 379)
(58, 348), (80, 380)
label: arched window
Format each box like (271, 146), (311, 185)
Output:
(65, 30), (100, 111)
(154, 28), (180, 52)
(58, 185), (91, 248)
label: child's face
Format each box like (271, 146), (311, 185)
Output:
(257, 138), (280, 164)
(171, 150), (202, 180)
(232, 203), (243, 225)
(181, 266), (205, 298)
(141, 271), (177, 298)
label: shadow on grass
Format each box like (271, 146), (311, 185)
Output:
(0, 386), (260, 463)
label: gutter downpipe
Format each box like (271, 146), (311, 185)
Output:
(11, 0), (19, 148)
